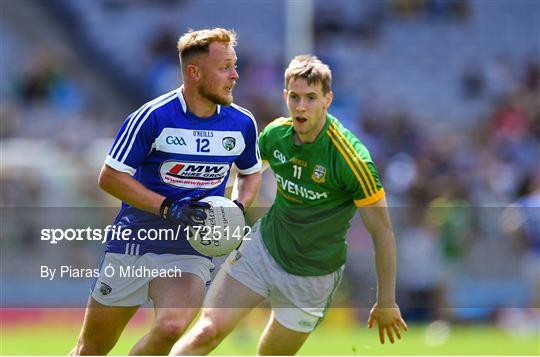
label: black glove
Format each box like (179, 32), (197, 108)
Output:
(160, 196), (211, 227)
(233, 199), (245, 214)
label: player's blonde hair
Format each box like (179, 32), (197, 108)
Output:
(285, 55), (332, 94)
(177, 28), (237, 68)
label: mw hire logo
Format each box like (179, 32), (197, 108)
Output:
(160, 161), (229, 189)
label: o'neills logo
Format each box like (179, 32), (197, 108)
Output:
(160, 161), (229, 189)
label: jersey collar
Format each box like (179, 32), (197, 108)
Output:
(177, 85), (221, 115)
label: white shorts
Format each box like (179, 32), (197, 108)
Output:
(222, 222), (343, 333)
(91, 252), (214, 307)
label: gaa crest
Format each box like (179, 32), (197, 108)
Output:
(222, 137), (236, 151)
(312, 164), (327, 183)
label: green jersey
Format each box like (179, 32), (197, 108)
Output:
(258, 114), (385, 276)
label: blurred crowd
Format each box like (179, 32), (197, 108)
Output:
(1, 0), (538, 321)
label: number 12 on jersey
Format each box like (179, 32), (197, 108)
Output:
(196, 138), (210, 152)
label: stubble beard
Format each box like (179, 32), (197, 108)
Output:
(199, 83), (232, 106)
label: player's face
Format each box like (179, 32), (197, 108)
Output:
(198, 42), (239, 105)
(285, 78), (333, 143)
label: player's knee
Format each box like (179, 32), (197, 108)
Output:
(193, 317), (226, 348)
(151, 319), (189, 343)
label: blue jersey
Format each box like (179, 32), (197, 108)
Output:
(517, 192), (540, 254)
(103, 86), (261, 256)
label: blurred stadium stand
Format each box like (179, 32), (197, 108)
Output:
(1, 0), (538, 322)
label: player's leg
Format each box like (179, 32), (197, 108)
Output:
(71, 252), (147, 355)
(69, 297), (139, 355)
(129, 254), (214, 355)
(169, 268), (266, 355)
(257, 263), (344, 355)
(129, 273), (205, 355)
(257, 311), (311, 355)
(171, 223), (272, 355)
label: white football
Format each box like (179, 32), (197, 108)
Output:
(187, 196), (246, 257)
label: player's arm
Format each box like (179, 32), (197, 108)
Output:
(232, 112), (265, 210)
(231, 171), (261, 211)
(358, 197), (407, 344)
(99, 164), (208, 226)
(98, 164), (165, 215)
(358, 196), (397, 307)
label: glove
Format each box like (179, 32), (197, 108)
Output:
(233, 199), (245, 214)
(160, 196), (211, 227)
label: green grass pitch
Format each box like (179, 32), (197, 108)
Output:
(1, 322), (538, 355)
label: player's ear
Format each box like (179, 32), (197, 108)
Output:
(324, 91), (333, 110)
(283, 88), (288, 102)
(186, 64), (201, 81)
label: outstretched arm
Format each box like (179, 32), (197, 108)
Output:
(358, 197), (408, 344)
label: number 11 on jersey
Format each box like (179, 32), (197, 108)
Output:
(293, 164), (302, 179)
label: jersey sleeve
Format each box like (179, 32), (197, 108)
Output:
(234, 114), (262, 175)
(336, 138), (385, 207)
(349, 160), (385, 206)
(104, 110), (157, 176)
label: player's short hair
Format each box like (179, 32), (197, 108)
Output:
(285, 55), (332, 94)
(177, 28), (237, 68)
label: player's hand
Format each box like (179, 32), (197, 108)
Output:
(367, 302), (408, 344)
(160, 196), (211, 227)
